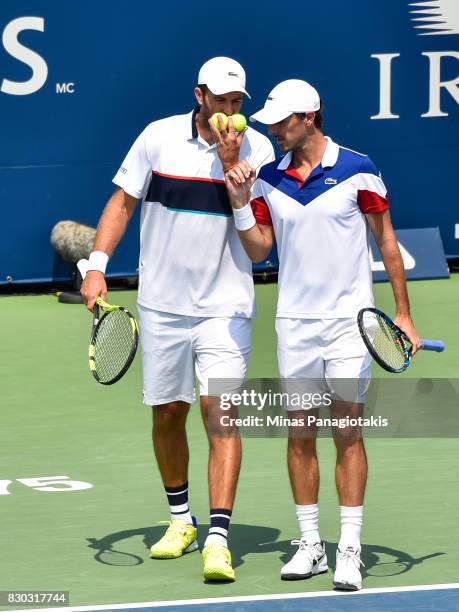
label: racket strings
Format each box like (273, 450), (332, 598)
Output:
(93, 309), (136, 383)
(364, 313), (407, 370)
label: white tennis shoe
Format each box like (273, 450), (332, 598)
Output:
(281, 540), (328, 580)
(333, 545), (364, 590)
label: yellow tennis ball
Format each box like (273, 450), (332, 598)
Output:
(211, 112), (229, 130)
(231, 113), (247, 132)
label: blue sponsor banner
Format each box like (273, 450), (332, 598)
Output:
(370, 227), (449, 281)
(1, 0), (458, 284)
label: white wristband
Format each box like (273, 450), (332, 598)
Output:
(233, 204), (256, 231)
(77, 258), (89, 280)
(87, 250), (109, 274)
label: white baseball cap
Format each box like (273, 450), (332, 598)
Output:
(250, 79), (320, 124)
(198, 57), (251, 99)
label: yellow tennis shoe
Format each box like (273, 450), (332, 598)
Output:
(150, 519), (198, 559)
(202, 542), (235, 582)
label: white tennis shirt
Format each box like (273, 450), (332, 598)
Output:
(113, 109), (274, 317)
(250, 137), (389, 319)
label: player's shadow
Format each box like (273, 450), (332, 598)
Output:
(202, 523), (281, 569)
(86, 523), (281, 568)
(87, 526), (445, 578)
(261, 539), (445, 578)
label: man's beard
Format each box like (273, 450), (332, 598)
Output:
(198, 102), (211, 123)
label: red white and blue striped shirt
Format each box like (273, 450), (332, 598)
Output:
(113, 109), (274, 317)
(250, 137), (389, 319)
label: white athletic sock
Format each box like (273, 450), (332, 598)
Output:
(339, 505), (363, 550)
(204, 533), (227, 547)
(296, 503), (320, 543)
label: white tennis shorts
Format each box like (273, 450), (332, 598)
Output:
(137, 306), (252, 405)
(276, 317), (372, 406)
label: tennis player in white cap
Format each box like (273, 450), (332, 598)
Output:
(223, 78), (420, 590)
(81, 57), (274, 582)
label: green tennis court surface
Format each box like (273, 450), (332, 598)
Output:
(0, 278), (458, 610)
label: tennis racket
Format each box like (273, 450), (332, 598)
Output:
(89, 297), (139, 384)
(357, 307), (444, 373)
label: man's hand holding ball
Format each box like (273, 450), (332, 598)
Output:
(211, 113), (229, 130)
(209, 113), (248, 174)
(210, 113), (247, 133)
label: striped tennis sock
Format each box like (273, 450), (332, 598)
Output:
(165, 482), (193, 525)
(204, 508), (232, 547)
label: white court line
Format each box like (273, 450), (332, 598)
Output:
(12, 582), (459, 612)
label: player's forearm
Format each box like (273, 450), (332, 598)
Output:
(237, 225), (272, 263)
(229, 192), (272, 262)
(379, 238), (411, 316)
(92, 189), (138, 256)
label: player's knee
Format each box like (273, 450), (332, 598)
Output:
(334, 434), (365, 456)
(152, 402), (188, 430)
(288, 436), (317, 457)
(208, 431), (241, 449)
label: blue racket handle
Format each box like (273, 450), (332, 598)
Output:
(420, 339), (445, 352)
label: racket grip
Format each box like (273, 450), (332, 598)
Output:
(420, 339), (445, 352)
(93, 301), (100, 325)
